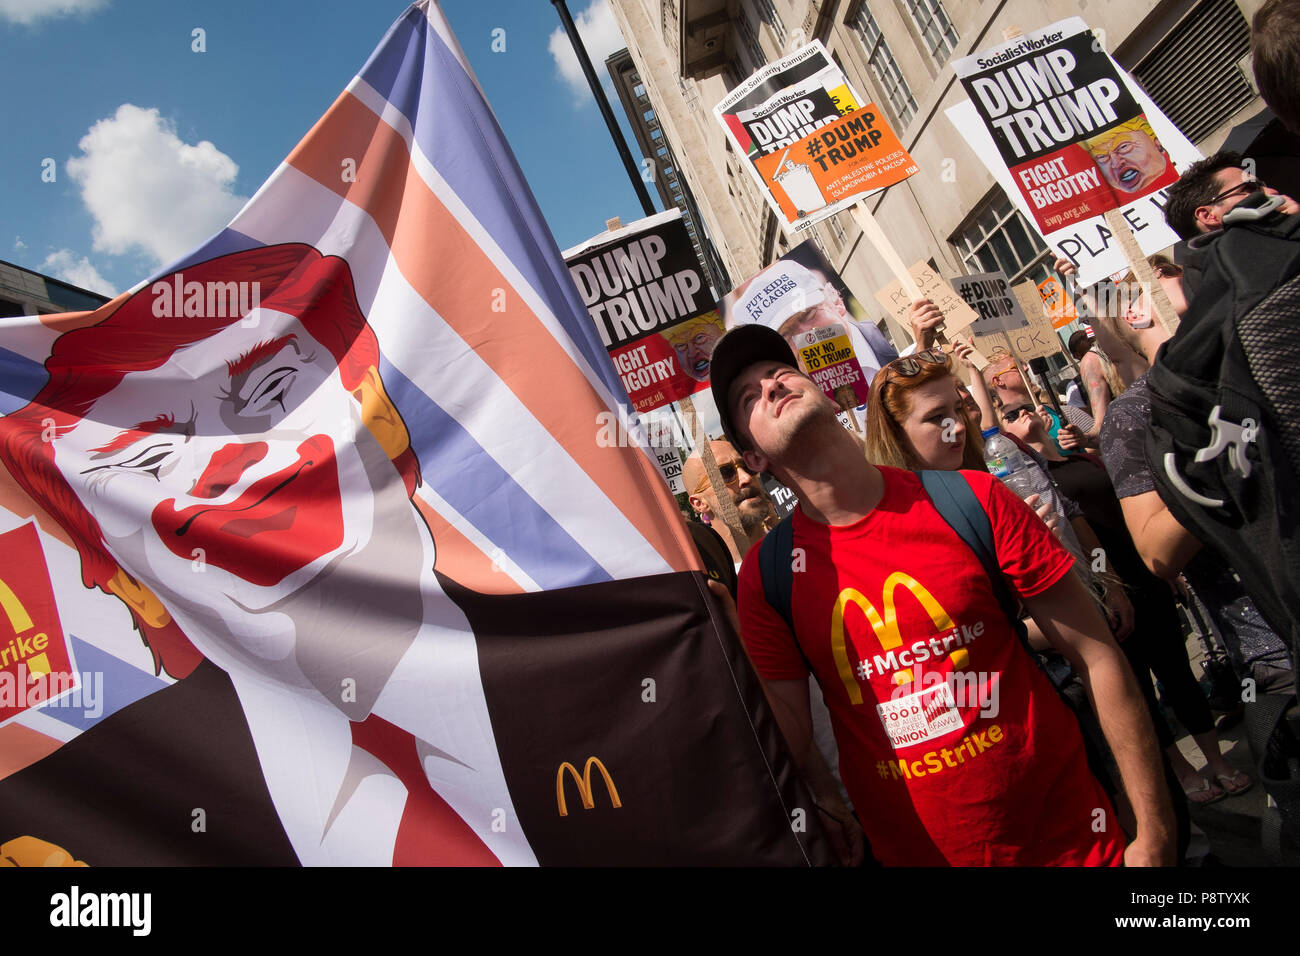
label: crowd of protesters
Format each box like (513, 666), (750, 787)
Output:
(685, 0), (1300, 866)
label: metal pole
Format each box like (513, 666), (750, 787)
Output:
(551, 0), (657, 217)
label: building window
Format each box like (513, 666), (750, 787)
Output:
(736, 12), (766, 71)
(755, 0), (787, 47)
(1130, 0), (1255, 144)
(952, 192), (1052, 286)
(904, 0), (959, 64)
(827, 213), (849, 248)
(851, 7), (918, 128)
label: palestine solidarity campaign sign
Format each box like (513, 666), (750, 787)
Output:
(946, 18), (1200, 286)
(0, 2), (829, 867)
(715, 41), (918, 235)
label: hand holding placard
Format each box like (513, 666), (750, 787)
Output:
(873, 261), (981, 338)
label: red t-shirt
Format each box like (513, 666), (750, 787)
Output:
(738, 467), (1124, 866)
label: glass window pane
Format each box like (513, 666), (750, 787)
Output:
(989, 232), (1018, 277)
(1005, 216), (1039, 266)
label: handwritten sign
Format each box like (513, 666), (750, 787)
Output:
(873, 260), (980, 337)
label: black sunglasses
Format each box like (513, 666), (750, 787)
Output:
(1207, 177), (1266, 206)
(1001, 404), (1035, 424)
(693, 459), (748, 493)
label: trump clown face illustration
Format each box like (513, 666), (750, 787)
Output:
(2, 244), (429, 717)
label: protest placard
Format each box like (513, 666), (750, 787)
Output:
(564, 210), (720, 413)
(644, 416), (685, 495)
(951, 270), (1030, 339)
(1009, 281), (1066, 360)
(791, 323), (869, 429)
(946, 17), (1201, 286)
(715, 41), (918, 237)
(873, 260), (982, 338)
(1037, 276), (1078, 328)
(719, 239), (895, 380)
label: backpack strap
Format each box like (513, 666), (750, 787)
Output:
(919, 470), (1029, 646)
(757, 513), (815, 673)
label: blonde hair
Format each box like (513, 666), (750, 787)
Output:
(662, 311), (724, 346)
(1084, 116), (1160, 153)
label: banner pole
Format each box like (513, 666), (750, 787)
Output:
(678, 395), (750, 558)
(1103, 208), (1180, 336)
(850, 202), (923, 300)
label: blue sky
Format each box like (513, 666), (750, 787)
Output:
(0, 0), (656, 297)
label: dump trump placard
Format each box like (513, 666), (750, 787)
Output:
(947, 17), (1200, 286)
(715, 41), (917, 235)
(564, 210), (721, 413)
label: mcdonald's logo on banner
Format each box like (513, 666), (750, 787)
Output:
(0, 522), (77, 725)
(830, 573), (956, 705)
(556, 757), (622, 817)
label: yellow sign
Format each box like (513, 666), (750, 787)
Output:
(829, 574), (955, 704)
(556, 757), (622, 817)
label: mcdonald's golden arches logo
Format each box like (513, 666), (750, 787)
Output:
(830, 573), (954, 705)
(556, 756), (622, 817)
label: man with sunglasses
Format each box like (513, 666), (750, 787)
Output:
(1163, 151), (1299, 241)
(985, 357), (1098, 456)
(683, 439), (777, 562)
(709, 324), (1175, 866)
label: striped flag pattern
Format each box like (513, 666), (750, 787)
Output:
(0, 1), (830, 866)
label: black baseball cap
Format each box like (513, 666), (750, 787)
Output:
(708, 324), (798, 451)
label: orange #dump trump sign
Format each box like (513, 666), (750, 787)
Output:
(755, 107), (918, 227)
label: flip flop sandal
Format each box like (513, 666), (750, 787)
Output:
(1181, 776), (1227, 806)
(1213, 771), (1253, 795)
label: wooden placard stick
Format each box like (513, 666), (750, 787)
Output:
(678, 395), (748, 556)
(851, 202), (952, 346)
(1103, 208), (1180, 336)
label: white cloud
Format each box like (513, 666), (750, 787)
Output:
(547, 0), (625, 106)
(42, 249), (115, 296)
(66, 104), (248, 267)
(13, 237), (26, 252)
(0, 0), (107, 26)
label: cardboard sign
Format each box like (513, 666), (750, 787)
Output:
(1009, 281), (1067, 360)
(951, 270), (1030, 338)
(873, 261), (981, 337)
(792, 323), (870, 408)
(564, 210), (720, 413)
(946, 17), (1201, 287)
(715, 42), (917, 236)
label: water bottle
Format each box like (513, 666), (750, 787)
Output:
(982, 427), (1084, 560)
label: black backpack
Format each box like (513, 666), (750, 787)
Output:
(1144, 195), (1300, 672)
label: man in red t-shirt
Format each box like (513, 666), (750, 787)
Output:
(708, 325), (1175, 866)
